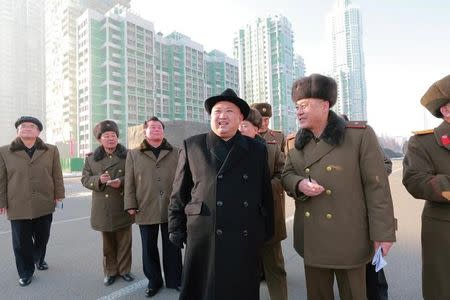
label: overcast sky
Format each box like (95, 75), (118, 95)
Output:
(131, 0), (450, 137)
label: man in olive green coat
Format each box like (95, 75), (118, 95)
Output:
(252, 103), (286, 153)
(403, 74), (450, 299)
(81, 120), (134, 286)
(281, 74), (396, 300)
(0, 116), (65, 287)
(124, 116), (182, 298)
(240, 108), (288, 300)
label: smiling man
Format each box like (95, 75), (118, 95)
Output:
(0, 116), (65, 287)
(281, 74), (396, 300)
(168, 88), (274, 300)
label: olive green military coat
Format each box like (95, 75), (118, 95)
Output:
(261, 129), (285, 153)
(0, 138), (65, 220)
(403, 120), (450, 299)
(81, 144), (133, 232)
(282, 111), (396, 268)
(124, 139), (179, 225)
(264, 138), (287, 243)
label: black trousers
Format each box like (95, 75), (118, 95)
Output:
(366, 263), (388, 300)
(11, 214), (53, 278)
(139, 223), (182, 289)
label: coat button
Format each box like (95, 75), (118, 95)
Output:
(243, 201), (249, 207)
(216, 229), (223, 236)
(326, 213), (332, 219)
(105, 194), (109, 198)
(305, 211), (310, 217)
(326, 189), (332, 195)
(217, 174), (223, 179)
(326, 166), (332, 172)
(90, 183), (94, 186)
(243, 230), (248, 237)
(109, 155), (112, 159)
(243, 174), (248, 180)
(160, 191), (164, 196)
(217, 201), (223, 207)
(118, 169), (122, 173)
(305, 168), (310, 173)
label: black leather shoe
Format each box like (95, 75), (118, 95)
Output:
(18, 277), (32, 287)
(104, 276), (116, 286)
(120, 273), (134, 282)
(145, 287), (160, 297)
(36, 261), (48, 270)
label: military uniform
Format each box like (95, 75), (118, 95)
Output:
(261, 129), (286, 153)
(257, 135), (288, 300)
(81, 143), (133, 277)
(402, 74), (450, 300)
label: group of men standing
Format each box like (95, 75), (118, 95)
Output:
(0, 73), (448, 300)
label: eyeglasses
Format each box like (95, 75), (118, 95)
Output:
(19, 124), (38, 129)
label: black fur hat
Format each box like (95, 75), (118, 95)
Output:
(93, 120), (119, 139)
(292, 74), (337, 107)
(15, 116), (43, 131)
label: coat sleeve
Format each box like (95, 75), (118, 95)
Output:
(81, 157), (103, 192)
(124, 151), (138, 210)
(383, 155), (393, 175)
(403, 135), (450, 202)
(360, 126), (396, 242)
(52, 146), (65, 199)
(0, 152), (6, 208)
(281, 150), (309, 201)
(262, 146), (275, 241)
(168, 140), (193, 234)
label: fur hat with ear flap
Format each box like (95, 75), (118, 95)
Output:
(93, 120), (119, 139)
(291, 74), (337, 107)
(421, 74), (450, 118)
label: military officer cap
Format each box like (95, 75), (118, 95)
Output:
(94, 120), (119, 139)
(291, 74), (337, 107)
(15, 116), (43, 131)
(245, 108), (263, 128)
(421, 74), (450, 118)
(251, 103), (272, 118)
(204, 88), (250, 118)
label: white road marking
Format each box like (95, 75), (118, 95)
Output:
(98, 214), (297, 299)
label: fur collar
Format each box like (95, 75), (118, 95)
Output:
(139, 138), (173, 152)
(93, 143), (127, 161)
(9, 137), (48, 152)
(295, 110), (346, 150)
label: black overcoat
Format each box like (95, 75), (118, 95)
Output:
(169, 131), (274, 300)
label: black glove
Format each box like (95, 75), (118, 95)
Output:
(169, 231), (186, 249)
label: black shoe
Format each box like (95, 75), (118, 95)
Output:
(104, 276), (116, 286)
(145, 287), (160, 297)
(36, 261), (48, 270)
(18, 277), (32, 287)
(120, 273), (134, 282)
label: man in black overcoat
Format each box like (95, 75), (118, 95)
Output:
(168, 89), (274, 300)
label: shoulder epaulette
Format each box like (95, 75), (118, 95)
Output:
(269, 130), (282, 137)
(412, 129), (434, 135)
(345, 121), (367, 129)
(286, 133), (296, 151)
(286, 133), (295, 140)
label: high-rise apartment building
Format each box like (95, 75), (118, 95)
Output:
(77, 6), (238, 155)
(327, 0), (367, 120)
(0, 0), (44, 145)
(45, 0), (130, 157)
(293, 55), (306, 81)
(234, 15), (300, 133)
(205, 50), (239, 99)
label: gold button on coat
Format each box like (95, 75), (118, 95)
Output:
(105, 194), (109, 198)
(326, 166), (332, 171)
(305, 211), (311, 217)
(326, 213), (332, 219)
(305, 168), (310, 173)
(326, 189), (332, 195)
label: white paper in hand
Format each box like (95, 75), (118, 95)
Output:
(371, 246), (387, 272)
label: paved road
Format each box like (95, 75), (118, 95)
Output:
(0, 161), (424, 299)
